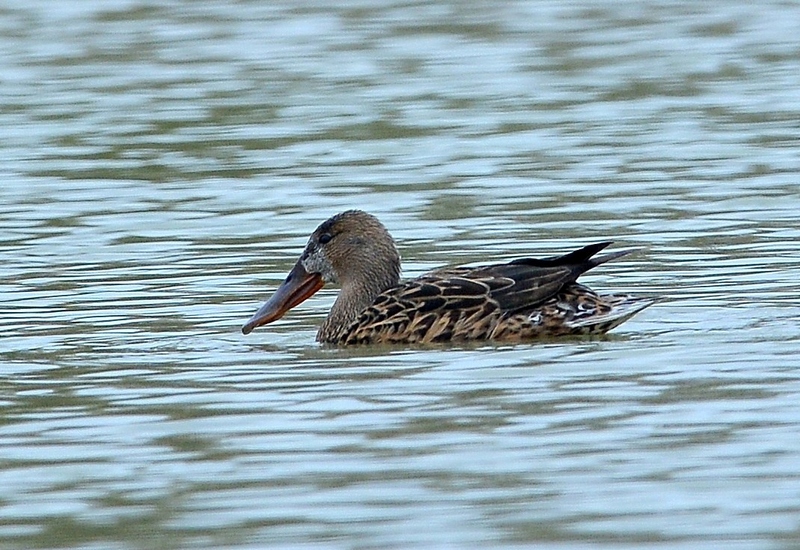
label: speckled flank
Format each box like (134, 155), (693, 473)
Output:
(335, 282), (653, 345)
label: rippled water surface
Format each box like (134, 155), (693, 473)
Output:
(3, 1), (800, 548)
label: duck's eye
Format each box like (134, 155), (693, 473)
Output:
(319, 233), (333, 245)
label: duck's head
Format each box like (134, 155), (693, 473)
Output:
(242, 210), (400, 335)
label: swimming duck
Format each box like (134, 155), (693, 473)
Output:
(242, 210), (654, 344)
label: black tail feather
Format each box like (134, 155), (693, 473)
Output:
(510, 241), (627, 269)
(588, 248), (635, 268)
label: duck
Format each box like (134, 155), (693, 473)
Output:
(242, 210), (654, 344)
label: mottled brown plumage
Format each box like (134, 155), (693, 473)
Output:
(242, 210), (654, 344)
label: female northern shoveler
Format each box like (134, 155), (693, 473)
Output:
(242, 210), (654, 344)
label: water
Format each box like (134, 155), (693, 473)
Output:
(2, 1), (800, 548)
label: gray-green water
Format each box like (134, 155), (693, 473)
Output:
(2, 1), (800, 548)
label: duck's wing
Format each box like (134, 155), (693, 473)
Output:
(468, 241), (631, 312)
(339, 242), (630, 344)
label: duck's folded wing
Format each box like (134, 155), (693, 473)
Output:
(475, 263), (582, 312)
(484, 241), (632, 312)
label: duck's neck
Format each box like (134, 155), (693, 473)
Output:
(317, 266), (399, 344)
